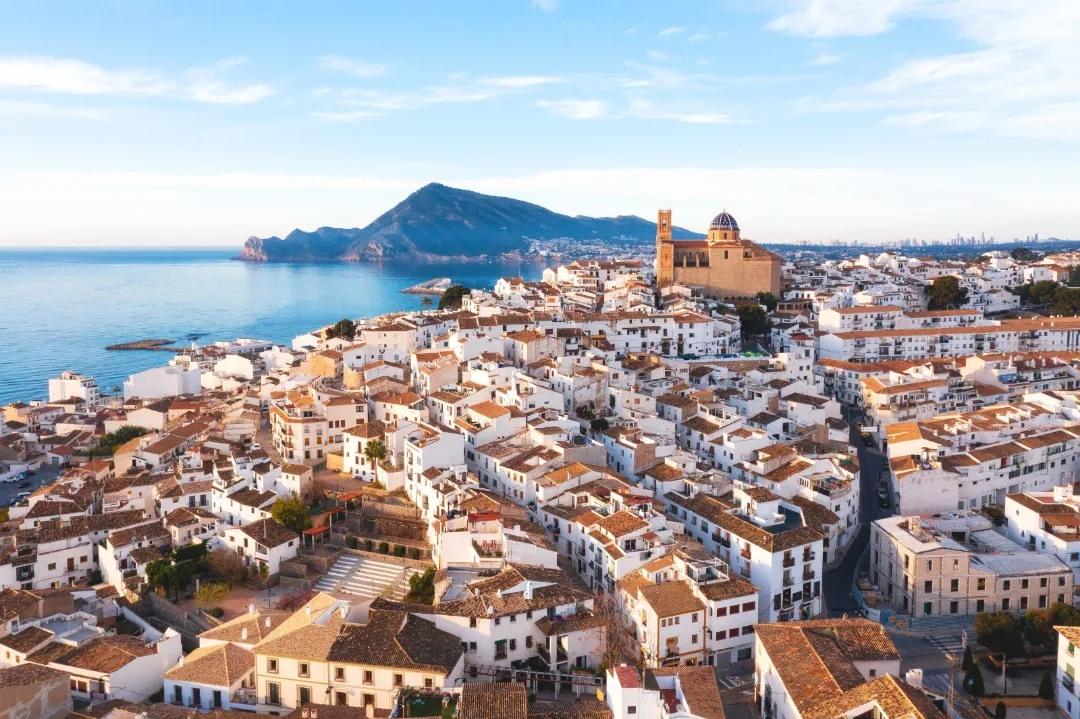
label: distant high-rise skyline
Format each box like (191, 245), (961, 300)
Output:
(0, 1), (1077, 247)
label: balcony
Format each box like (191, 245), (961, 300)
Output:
(740, 546), (751, 560)
(782, 555), (795, 568)
(231, 688), (257, 706)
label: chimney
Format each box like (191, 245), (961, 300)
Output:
(241, 626), (249, 641)
(248, 603), (255, 615)
(264, 616), (271, 628)
(905, 668), (923, 689)
(179, 655), (185, 666)
(306, 605), (313, 618)
(339, 603), (349, 619)
(523, 581), (533, 600)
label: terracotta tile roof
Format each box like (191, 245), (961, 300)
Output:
(236, 518), (298, 549)
(0, 624), (53, 653)
(639, 580), (705, 618)
(198, 609), (288, 644)
(755, 619), (900, 717)
(595, 510), (648, 538)
(460, 683), (528, 719)
(164, 642), (254, 686)
(646, 666), (725, 719)
(42, 634), (156, 673)
(327, 610), (462, 673)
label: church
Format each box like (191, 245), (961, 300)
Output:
(655, 208), (782, 299)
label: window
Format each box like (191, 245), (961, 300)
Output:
(1021, 579), (1029, 590)
(924, 580), (933, 593)
(298, 686), (311, 706)
(716, 606), (727, 617)
(268, 682), (280, 706)
(425, 677), (434, 688)
(394, 674), (404, 687)
(976, 599), (985, 612)
(1041, 577), (1048, 588)
(742, 602), (755, 612)
(950, 579), (959, 592)
(336, 691), (348, 707)
(923, 602), (932, 616)
(742, 625), (754, 635)
(1002, 598), (1010, 610)
(193, 688), (202, 707)
(267, 658), (278, 673)
(364, 670), (373, 684)
(335, 667), (345, 681)
(173, 685), (183, 704)
(628, 707), (637, 715)
(299, 662), (309, 677)
(526, 636), (533, 648)
(1003, 580), (1011, 591)
(977, 578), (986, 591)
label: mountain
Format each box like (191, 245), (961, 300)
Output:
(237, 182), (702, 262)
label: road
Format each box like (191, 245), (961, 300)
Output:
(823, 409), (889, 616)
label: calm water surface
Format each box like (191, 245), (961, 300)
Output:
(0, 248), (543, 404)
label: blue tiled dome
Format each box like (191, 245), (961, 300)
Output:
(710, 211), (738, 231)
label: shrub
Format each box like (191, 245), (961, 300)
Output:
(207, 606), (225, 619)
(410, 548), (421, 560)
(964, 664), (985, 697)
(394, 546), (406, 557)
(346, 536), (359, 549)
(379, 542), (390, 554)
(994, 702), (1006, 719)
(365, 539), (374, 551)
(1039, 670), (1054, 699)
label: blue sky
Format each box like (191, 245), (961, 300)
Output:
(0, 0), (1077, 246)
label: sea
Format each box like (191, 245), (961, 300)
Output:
(0, 248), (545, 405)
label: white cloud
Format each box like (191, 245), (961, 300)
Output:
(530, 0), (558, 11)
(767, 0), (920, 38)
(810, 48), (841, 66)
(312, 109), (382, 123)
(646, 50), (671, 62)
(536, 99), (607, 119)
(687, 31), (714, 43)
(626, 98), (736, 124)
(0, 56), (169, 96)
(480, 75), (564, 88)
(658, 26), (687, 37)
(185, 58), (273, 105)
(318, 55), (390, 78)
(0, 100), (103, 119)
(0, 55), (273, 105)
(770, 1), (1080, 141)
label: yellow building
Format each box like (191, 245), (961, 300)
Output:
(656, 208), (782, 299)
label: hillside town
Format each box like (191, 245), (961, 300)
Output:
(7, 214), (1080, 719)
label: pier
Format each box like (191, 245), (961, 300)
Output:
(401, 277), (452, 295)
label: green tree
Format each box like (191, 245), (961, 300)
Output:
(95, 425), (150, 456)
(438, 284), (471, 310)
(975, 611), (1026, 657)
(964, 663), (985, 697)
(736, 303), (771, 339)
(590, 417), (610, 433)
(145, 559), (178, 600)
(325, 318), (356, 340)
(207, 548), (246, 583)
(926, 276), (969, 310)
(994, 702), (1007, 719)
(195, 581), (229, 609)
(271, 496), (312, 534)
(405, 567), (437, 604)
(1027, 280), (1061, 306)
(1052, 287), (1080, 316)
(1039, 670), (1054, 699)
(754, 291), (778, 313)
(421, 295), (433, 308)
(961, 646), (975, 672)
(363, 439), (387, 467)
(1010, 247), (1039, 263)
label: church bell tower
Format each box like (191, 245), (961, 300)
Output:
(656, 209), (674, 284)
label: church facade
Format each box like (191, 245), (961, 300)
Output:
(655, 209), (782, 299)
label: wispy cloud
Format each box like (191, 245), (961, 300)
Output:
(0, 99), (104, 119)
(536, 99), (607, 119)
(0, 55), (273, 105)
(480, 75), (564, 88)
(770, 1), (1080, 140)
(658, 26), (687, 37)
(318, 54), (390, 78)
(530, 0), (558, 11)
(810, 48), (841, 66)
(627, 98), (737, 124)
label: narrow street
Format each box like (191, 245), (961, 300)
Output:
(823, 411), (888, 616)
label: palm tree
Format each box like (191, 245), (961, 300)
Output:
(421, 295), (433, 308)
(363, 439), (387, 469)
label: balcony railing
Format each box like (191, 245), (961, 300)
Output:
(231, 688), (257, 706)
(782, 556), (795, 568)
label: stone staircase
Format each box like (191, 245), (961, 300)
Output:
(313, 554), (414, 601)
